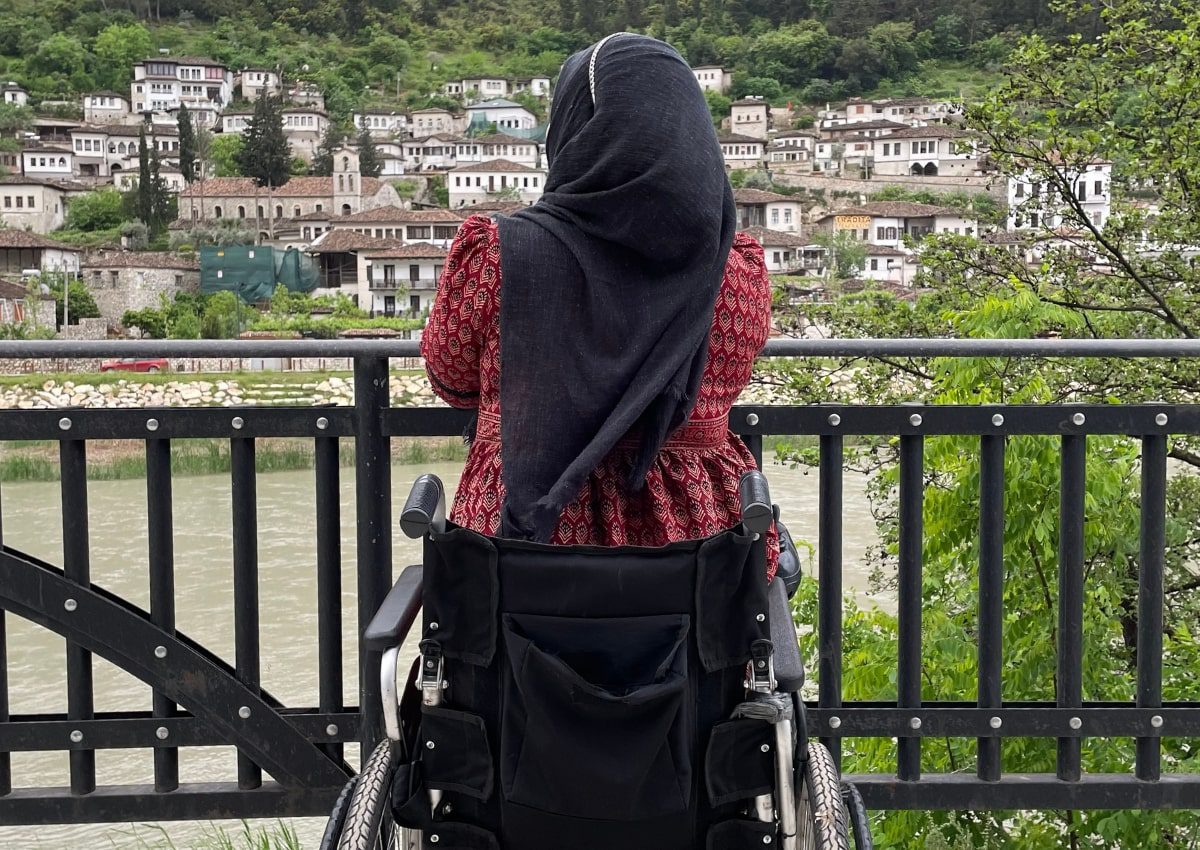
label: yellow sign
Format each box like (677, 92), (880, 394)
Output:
(835, 215), (871, 229)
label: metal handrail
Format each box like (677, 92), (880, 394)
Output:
(5, 338), (1200, 359)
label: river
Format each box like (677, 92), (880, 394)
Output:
(0, 455), (885, 849)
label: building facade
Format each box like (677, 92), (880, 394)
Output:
(82, 251), (201, 322)
(131, 56), (234, 116)
(447, 160), (545, 207)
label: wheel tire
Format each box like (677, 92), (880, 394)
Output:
(319, 774), (360, 850)
(336, 739), (407, 850)
(796, 742), (850, 850)
(147, 366), (160, 372)
(841, 781), (874, 850)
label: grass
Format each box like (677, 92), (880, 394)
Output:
(0, 437), (468, 482)
(106, 821), (303, 850)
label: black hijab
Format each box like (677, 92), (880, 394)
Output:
(495, 32), (736, 541)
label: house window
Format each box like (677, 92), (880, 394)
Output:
(1029, 212), (1039, 227)
(275, 205), (283, 218)
(408, 226), (431, 239)
(870, 259), (878, 271)
(110, 271), (119, 287)
(434, 226), (456, 240)
(175, 274), (183, 288)
(784, 209), (792, 224)
(771, 209), (779, 224)
(214, 205), (223, 218)
(1077, 182), (1087, 201)
(876, 227), (886, 241)
(2, 196), (7, 208)
(1094, 180), (1103, 197)
(14, 197), (22, 208)
(1015, 183), (1025, 198)
(237, 205), (246, 219)
(26, 196), (34, 208)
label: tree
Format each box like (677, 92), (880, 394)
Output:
(43, 274), (99, 327)
(178, 104), (197, 184)
(65, 188), (127, 232)
(813, 229), (867, 280)
(745, 23), (836, 87)
(132, 129), (172, 236)
(208, 135), (244, 178)
(311, 124), (345, 176)
(170, 307), (202, 339)
(703, 90), (732, 128)
(92, 23), (153, 91)
(121, 308), (168, 339)
(356, 127), (383, 179)
(202, 291), (242, 338)
(730, 76), (784, 102)
(235, 95), (291, 189)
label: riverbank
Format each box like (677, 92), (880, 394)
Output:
(0, 436), (467, 482)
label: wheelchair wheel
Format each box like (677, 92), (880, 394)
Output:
(841, 781), (874, 849)
(330, 739), (414, 850)
(319, 774), (359, 850)
(796, 742), (850, 850)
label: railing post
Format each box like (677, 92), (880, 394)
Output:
(977, 433), (1005, 781)
(818, 433), (843, 769)
(1136, 433), (1167, 781)
(355, 355), (393, 764)
(60, 438), (96, 796)
(897, 425), (924, 781)
(1057, 433), (1086, 782)
(315, 433), (344, 763)
(146, 437), (179, 792)
(231, 436), (262, 789)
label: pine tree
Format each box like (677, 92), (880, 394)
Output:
(134, 127), (153, 225)
(148, 144), (173, 234)
(312, 124), (344, 176)
(236, 95), (292, 188)
(356, 127), (382, 179)
(178, 103), (197, 183)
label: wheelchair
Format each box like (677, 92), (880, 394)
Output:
(322, 471), (872, 850)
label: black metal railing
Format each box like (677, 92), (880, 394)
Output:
(0, 338), (1198, 823)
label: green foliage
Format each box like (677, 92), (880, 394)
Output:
(311, 124), (344, 177)
(64, 188), (127, 232)
(132, 129), (173, 237)
(92, 23), (152, 91)
(356, 127), (383, 179)
(703, 89), (731, 127)
(812, 229), (866, 280)
(121, 308), (167, 339)
(391, 178), (418, 199)
(730, 76), (783, 102)
(427, 174), (448, 207)
(40, 274), (99, 327)
(0, 103), (32, 133)
(235, 95), (291, 188)
(201, 290), (242, 338)
(170, 307), (202, 339)
(178, 104), (198, 183)
(208, 135), (245, 178)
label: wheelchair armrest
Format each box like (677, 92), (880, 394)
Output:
(400, 474), (446, 539)
(775, 520), (803, 598)
(739, 470), (773, 535)
(364, 564), (424, 651)
(769, 576), (805, 692)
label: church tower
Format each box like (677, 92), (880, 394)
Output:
(333, 145), (362, 216)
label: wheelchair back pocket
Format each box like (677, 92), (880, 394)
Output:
(500, 612), (692, 821)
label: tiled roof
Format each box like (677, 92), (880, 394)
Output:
(294, 210), (332, 221)
(362, 242), (449, 260)
(731, 98), (769, 107)
(733, 189), (796, 204)
(466, 98), (522, 109)
(863, 244), (909, 256)
(719, 134), (765, 145)
(0, 230), (77, 250)
(829, 119), (907, 132)
(0, 278), (29, 299)
(308, 230), (405, 253)
(821, 202), (963, 219)
(72, 123), (178, 137)
(337, 205), (465, 223)
(82, 250), (199, 270)
(448, 158), (540, 174)
(468, 133), (536, 146)
(741, 226), (806, 248)
(179, 176), (385, 199)
(0, 175), (88, 191)
(138, 55), (226, 67)
(878, 125), (972, 140)
(407, 134), (463, 145)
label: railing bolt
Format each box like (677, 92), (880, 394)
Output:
(989, 716), (1003, 729)
(154, 645), (167, 659)
(1155, 413), (1168, 426)
(910, 716), (922, 730)
(443, 803), (453, 815)
(156, 727), (169, 740)
(326, 724), (339, 737)
(1071, 412), (1086, 426)
(756, 613), (765, 622)
(827, 413), (841, 427)
(761, 743), (771, 753)
(238, 706), (251, 719)
(909, 414), (923, 427)
(64, 598), (77, 612)
(828, 716), (841, 730)
(429, 622), (440, 631)
(430, 836), (439, 844)
(746, 413), (760, 426)
(232, 416), (245, 430)
(762, 835), (772, 844)
(146, 418), (160, 432)
(991, 414), (1004, 427)
(58, 417), (72, 431)
(316, 416), (329, 430)
(1151, 715), (1164, 729)
(1069, 716), (1082, 730)
(426, 740), (436, 750)
(69, 730), (83, 743)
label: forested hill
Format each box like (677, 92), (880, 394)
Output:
(0, 0), (1086, 123)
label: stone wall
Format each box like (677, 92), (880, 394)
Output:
(771, 168), (1006, 202)
(85, 267), (201, 323)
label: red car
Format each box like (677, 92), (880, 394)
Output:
(99, 357), (170, 373)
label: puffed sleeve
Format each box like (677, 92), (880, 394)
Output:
(421, 215), (501, 408)
(729, 232), (772, 353)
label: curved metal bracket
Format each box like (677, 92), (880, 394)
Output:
(0, 546), (351, 789)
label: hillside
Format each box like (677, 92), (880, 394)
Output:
(0, 0), (1082, 126)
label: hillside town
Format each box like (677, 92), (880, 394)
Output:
(0, 52), (1128, 340)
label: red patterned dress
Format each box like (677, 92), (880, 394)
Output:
(421, 214), (777, 576)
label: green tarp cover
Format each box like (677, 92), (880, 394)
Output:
(200, 246), (319, 302)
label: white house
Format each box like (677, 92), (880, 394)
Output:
(21, 147), (74, 179)
(691, 65), (731, 94)
(332, 206), (465, 248)
(465, 99), (536, 132)
(733, 189), (802, 234)
(402, 135), (459, 171)
(221, 106), (328, 162)
(861, 244), (918, 287)
(729, 97), (770, 140)
(115, 167), (186, 193)
(2, 82), (28, 107)
(0, 177), (83, 233)
(83, 92), (132, 125)
(1008, 161), (1113, 231)
(448, 159), (545, 208)
(410, 107), (461, 137)
(354, 110), (408, 139)
(823, 96), (957, 131)
(719, 134), (765, 170)
(742, 227), (809, 274)
(513, 77), (552, 97)
(872, 126), (978, 177)
(68, 124), (180, 180)
(0, 229), (81, 276)
(358, 242), (448, 317)
(817, 202), (978, 247)
(454, 133), (540, 168)
(823, 119), (907, 141)
(462, 78), (510, 101)
(238, 68), (280, 101)
(131, 56), (234, 115)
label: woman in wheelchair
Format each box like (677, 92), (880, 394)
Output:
(419, 31), (778, 573)
(323, 33), (869, 850)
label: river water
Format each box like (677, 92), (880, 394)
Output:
(0, 455), (885, 849)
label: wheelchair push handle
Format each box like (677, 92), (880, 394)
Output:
(400, 473), (447, 538)
(738, 470), (773, 534)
